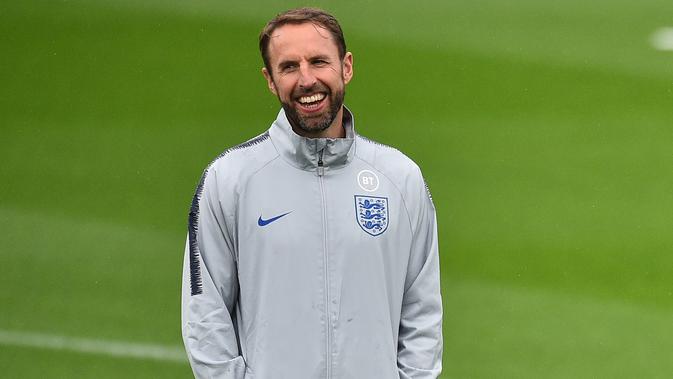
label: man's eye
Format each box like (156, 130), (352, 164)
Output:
(281, 64), (298, 72)
(313, 60), (328, 66)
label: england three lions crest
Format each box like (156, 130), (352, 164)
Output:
(355, 195), (389, 236)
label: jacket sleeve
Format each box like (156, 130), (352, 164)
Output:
(397, 172), (443, 378)
(181, 166), (246, 378)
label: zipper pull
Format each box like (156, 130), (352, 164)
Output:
(317, 149), (324, 176)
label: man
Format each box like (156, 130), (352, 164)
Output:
(182, 8), (442, 379)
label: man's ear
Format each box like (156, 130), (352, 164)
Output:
(262, 67), (277, 95)
(342, 52), (354, 85)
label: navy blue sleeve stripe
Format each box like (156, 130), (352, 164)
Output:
(187, 132), (270, 296)
(188, 170), (207, 296)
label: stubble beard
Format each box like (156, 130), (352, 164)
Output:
(281, 87), (345, 136)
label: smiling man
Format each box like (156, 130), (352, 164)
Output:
(261, 21), (351, 139)
(182, 8), (442, 379)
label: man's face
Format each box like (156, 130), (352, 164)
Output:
(262, 22), (353, 136)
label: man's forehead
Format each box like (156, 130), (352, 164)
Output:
(270, 22), (332, 41)
(268, 23), (337, 56)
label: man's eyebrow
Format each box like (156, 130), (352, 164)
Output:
(276, 54), (332, 68)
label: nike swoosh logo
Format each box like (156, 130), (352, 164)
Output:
(258, 211), (292, 226)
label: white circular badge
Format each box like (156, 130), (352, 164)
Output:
(357, 170), (379, 192)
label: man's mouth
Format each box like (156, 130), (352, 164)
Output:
(296, 93), (327, 112)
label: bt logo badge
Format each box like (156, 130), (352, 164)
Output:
(357, 170), (379, 192)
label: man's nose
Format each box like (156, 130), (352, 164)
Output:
(298, 64), (317, 88)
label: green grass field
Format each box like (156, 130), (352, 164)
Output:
(2, 1), (673, 377)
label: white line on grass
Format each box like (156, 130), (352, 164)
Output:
(651, 27), (673, 51)
(0, 329), (186, 363)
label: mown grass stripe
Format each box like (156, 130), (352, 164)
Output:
(0, 330), (186, 363)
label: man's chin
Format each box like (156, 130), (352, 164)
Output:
(297, 117), (332, 133)
(287, 108), (332, 133)
(282, 97), (344, 136)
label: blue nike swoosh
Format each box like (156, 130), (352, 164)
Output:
(258, 211), (292, 226)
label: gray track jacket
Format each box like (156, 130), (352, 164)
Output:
(182, 108), (442, 378)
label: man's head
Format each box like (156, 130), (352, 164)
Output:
(259, 8), (353, 138)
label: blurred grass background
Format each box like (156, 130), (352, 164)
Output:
(2, 1), (673, 377)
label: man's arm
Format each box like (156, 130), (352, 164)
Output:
(181, 168), (246, 378)
(398, 173), (443, 379)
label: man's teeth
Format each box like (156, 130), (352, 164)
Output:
(298, 93), (326, 104)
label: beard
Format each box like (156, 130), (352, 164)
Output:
(280, 84), (345, 136)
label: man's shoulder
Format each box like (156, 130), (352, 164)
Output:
(209, 131), (275, 169)
(355, 134), (421, 176)
(199, 131), (277, 186)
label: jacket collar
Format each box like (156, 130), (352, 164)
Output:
(269, 106), (356, 172)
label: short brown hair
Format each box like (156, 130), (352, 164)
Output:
(259, 7), (347, 73)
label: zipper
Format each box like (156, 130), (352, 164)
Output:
(317, 147), (331, 378)
(318, 149), (325, 177)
